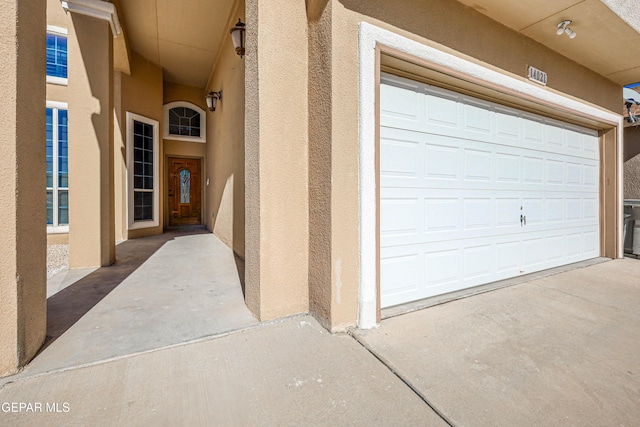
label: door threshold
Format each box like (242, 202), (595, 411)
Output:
(163, 224), (206, 232)
(381, 257), (611, 320)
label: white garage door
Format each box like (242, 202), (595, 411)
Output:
(380, 74), (600, 308)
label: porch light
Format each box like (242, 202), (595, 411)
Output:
(230, 19), (246, 58)
(205, 91), (222, 112)
(556, 20), (576, 39)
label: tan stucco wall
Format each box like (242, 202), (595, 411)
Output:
(0, 0), (47, 376)
(308, 0), (334, 329)
(116, 53), (164, 240)
(245, 0), (310, 321)
(203, 7), (246, 258)
(338, 0), (620, 112)
(302, 0), (624, 330)
(47, 233), (69, 245)
(67, 14), (115, 268)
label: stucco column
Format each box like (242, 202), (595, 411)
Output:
(0, 0), (47, 376)
(245, 0), (310, 320)
(68, 14), (115, 268)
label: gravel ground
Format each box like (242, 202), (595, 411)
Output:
(47, 244), (69, 279)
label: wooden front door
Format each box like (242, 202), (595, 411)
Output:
(168, 157), (202, 226)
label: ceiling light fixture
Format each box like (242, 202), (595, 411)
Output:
(556, 20), (576, 39)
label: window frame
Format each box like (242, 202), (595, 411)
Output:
(126, 112), (160, 230)
(46, 101), (69, 234)
(163, 101), (207, 143)
(46, 25), (68, 86)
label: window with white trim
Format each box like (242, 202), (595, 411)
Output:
(163, 101), (206, 143)
(127, 112), (159, 230)
(46, 26), (68, 85)
(46, 102), (69, 231)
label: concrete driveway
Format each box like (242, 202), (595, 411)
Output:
(353, 257), (640, 426)
(1, 258), (639, 425)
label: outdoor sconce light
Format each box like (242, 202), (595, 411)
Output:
(230, 19), (246, 58)
(205, 90), (222, 111)
(556, 20), (576, 39)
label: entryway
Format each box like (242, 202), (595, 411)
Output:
(168, 157), (202, 226)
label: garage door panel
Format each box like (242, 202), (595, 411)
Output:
(425, 88), (459, 127)
(380, 253), (421, 293)
(463, 101), (492, 134)
(464, 149), (493, 181)
(546, 235), (566, 261)
(380, 74), (600, 308)
(496, 198), (521, 227)
(496, 153), (520, 183)
(426, 144), (460, 180)
(425, 198), (461, 233)
(496, 241), (522, 274)
(583, 164), (598, 187)
(381, 191), (598, 248)
(495, 108), (520, 139)
(523, 156), (544, 184)
(380, 81), (422, 121)
(522, 116), (544, 144)
(380, 137), (421, 178)
(464, 245), (495, 280)
(380, 198), (421, 237)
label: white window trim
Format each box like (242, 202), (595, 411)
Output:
(356, 22), (623, 329)
(46, 101), (69, 234)
(163, 101), (206, 143)
(46, 26), (68, 86)
(126, 112), (160, 230)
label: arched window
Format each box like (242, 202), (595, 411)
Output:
(163, 101), (206, 143)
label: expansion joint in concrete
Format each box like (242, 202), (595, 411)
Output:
(347, 330), (456, 427)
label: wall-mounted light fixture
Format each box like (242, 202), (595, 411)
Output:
(205, 90), (222, 111)
(230, 19), (246, 58)
(556, 20), (576, 39)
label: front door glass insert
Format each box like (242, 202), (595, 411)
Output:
(180, 169), (191, 204)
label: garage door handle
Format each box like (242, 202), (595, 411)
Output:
(520, 214), (523, 226)
(520, 214), (527, 227)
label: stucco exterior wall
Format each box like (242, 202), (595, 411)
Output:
(245, 0), (310, 321)
(0, 0), (47, 376)
(308, 0), (334, 329)
(67, 14), (115, 268)
(301, 0), (623, 330)
(116, 53), (164, 240)
(204, 4), (246, 258)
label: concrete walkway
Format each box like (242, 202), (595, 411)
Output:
(1, 257), (640, 425)
(23, 228), (257, 376)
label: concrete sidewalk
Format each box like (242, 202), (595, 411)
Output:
(0, 316), (445, 426)
(1, 258), (639, 425)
